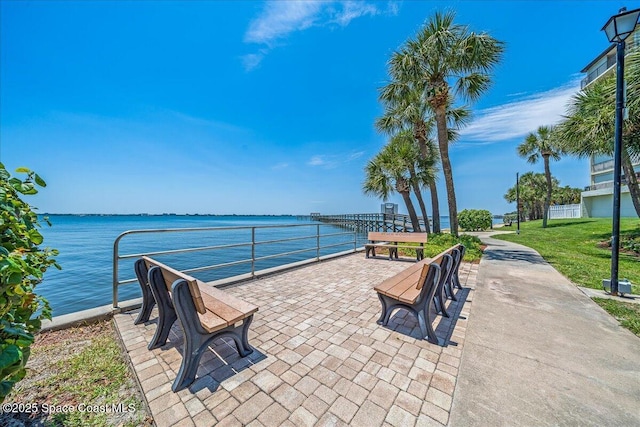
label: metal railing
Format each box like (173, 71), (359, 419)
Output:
(113, 223), (358, 308)
(312, 213), (429, 232)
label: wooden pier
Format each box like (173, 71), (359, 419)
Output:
(310, 213), (426, 233)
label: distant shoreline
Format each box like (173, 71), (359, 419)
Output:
(39, 213), (299, 217)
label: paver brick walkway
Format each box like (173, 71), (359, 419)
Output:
(114, 253), (478, 427)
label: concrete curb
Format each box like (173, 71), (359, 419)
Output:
(40, 298), (143, 332)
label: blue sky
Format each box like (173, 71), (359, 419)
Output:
(0, 1), (627, 215)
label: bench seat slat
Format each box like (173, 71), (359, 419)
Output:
(374, 259), (429, 293)
(199, 283), (259, 317)
(198, 292), (244, 325)
(380, 268), (423, 298)
(198, 310), (228, 333)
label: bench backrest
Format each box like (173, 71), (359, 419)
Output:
(142, 256), (206, 314)
(417, 244), (461, 289)
(368, 232), (428, 243)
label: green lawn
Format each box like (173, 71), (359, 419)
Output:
(494, 218), (640, 295)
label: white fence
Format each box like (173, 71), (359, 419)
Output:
(548, 204), (582, 219)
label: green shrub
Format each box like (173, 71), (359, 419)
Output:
(458, 209), (493, 231)
(424, 233), (483, 262)
(0, 163), (59, 401)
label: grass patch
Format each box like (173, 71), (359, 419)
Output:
(3, 321), (151, 427)
(593, 298), (640, 337)
(394, 233), (483, 262)
(493, 218), (640, 294)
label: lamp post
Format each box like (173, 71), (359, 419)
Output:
(602, 7), (640, 296)
(516, 172), (520, 235)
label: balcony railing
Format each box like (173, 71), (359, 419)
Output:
(591, 159), (615, 173)
(581, 40), (636, 89)
(584, 172), (640, 191)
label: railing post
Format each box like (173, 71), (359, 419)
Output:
(251, 227), (256, 277)
(316, 224), (321, 260)
(113, 238), (119, 309)
(354, 228), (357, 252)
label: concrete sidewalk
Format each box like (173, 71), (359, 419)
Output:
(450, 234), (640, 426)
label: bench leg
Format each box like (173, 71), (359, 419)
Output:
(148, 267), (177, 350)
(446, 280), (458, 302)
(366, 247), (376, 258)
(433, 293), (450, 318)
(376, 293), (389, 325)
(239, 315), (253, 357)
(418, 306), (438, 344)
(172, 280), (255, 392)
(377, 295), (440, 344)
(416, 249), (424, 261)
(134, 259), (155, 325)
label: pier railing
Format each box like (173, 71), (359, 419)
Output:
(112, 223), (358, 308)
(312, 213), (427, 232)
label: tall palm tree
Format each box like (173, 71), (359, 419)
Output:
(389, 11), (504, 236)
(556, 49), (640, 217)
(517, 126), (561, 228)
(390, 130), (437, 232)
(363, 140), (422, 232)
(377, 82), (469, 233)
(376, 81), (441, 233)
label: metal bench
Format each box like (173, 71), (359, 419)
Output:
(139, 256), (258, 392)
(374, 244), (464, 344)
(365, 231), (428, 261)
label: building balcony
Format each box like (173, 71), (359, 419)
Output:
(584, 171), (640, 191)
(581, 40), (636, 89)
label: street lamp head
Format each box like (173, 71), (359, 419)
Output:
(602, 7), (640, 43)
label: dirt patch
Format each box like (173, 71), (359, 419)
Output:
(1, 321), (153, 426)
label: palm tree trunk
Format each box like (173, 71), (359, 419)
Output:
(429, 182), (441, 233)
(435, 105), (459, 236)
(400, 190), (422, 232)
(397, 178), (422, 232)
(543, 155), (552, 228)
(409, 167), (431, 233)
(622, 149), (640, 217)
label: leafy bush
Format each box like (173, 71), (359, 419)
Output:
(458, 209), (493, 231)
(423, 233), (483, 262)
(0, 164), (59, 401)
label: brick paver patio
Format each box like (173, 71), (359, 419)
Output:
(114, 253), (478, 426)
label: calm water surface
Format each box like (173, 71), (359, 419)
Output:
(38, 215), (367, 316)
(37, 214), (465, 316)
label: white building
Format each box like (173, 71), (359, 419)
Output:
(579, 30), (640, 218)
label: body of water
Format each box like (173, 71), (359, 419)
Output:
(36, 214), (465, 316)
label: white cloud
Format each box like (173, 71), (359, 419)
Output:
(240, 52), (266, 71)
(242, 1), (398, 71)
(307, 151), (365, 168)
(272, 162), (289, 170)
(459, 78), (582, 144)
(308, 155), (327, 166)
(245, 1), (324, 46)
(331, 1), (380, 26)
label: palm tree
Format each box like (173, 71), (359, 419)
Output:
(363, 140), (422, 232)
(376, 81), (441, 233)
(389, 11), (504, 236)
(504, 172), (552, 220)
(390, 130), (437, 232)
(377, 82), (469, 233)
(556, 49), (640, 217)
(517, 126), (561, 228)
